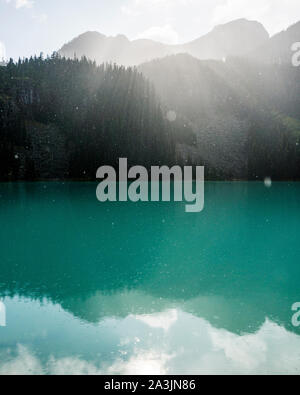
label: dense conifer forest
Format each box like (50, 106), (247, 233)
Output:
(0, 53), (300, 181)
(0, 55), (194, 180)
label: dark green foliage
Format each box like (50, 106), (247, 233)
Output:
(1, 53), (300, 181)
(0, 55), (184, 180)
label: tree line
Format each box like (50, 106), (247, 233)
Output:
(0, 54), (197, 180)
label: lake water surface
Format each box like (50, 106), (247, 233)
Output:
(0, 182), (300, 375)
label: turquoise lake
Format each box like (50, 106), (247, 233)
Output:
(0, 182), (300, 374)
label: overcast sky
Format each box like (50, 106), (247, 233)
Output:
(1, 0), (300, 60)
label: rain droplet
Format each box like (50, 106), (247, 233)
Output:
(264, 177), (272, 188)
(166, 110), (177, 122)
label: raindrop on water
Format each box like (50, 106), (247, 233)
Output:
(264, 177), (272, 188)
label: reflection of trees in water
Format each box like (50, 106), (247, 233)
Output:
(0, 182), (300, 334)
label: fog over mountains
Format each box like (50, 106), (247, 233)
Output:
(250, 20), (300, 63)
(59, 19), (271, 66)
(59, 19), (300, 66)
(1, 18), (300, 181)
(139, 53), (300, 179)
(59, 18), (300, 179)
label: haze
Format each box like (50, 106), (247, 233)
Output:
(1, 0), (300, 60)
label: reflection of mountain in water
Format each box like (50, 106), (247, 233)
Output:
(0, 182), (300, 334)
(1, 304), (300, 375)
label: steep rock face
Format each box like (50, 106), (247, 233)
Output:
(179, 19), (269, 60)
(250, 21), (300, 64)
(59, 31), (172, 66)
(59, 19), (269, 66)
(60, 32), (129, 65)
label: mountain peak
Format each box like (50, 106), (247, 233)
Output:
(215, 18), (264, 28)
(72, 31), (106, 42)
(114, 34), (129, 42)
(183, 18), (269, 60)
(58, 19), (285, 66)
(250, 19), (300, 63)
(212, 18), (269, 38)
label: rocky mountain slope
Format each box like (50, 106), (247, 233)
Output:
(59, 19), (269, 66)
(139, 54), (300, 179)
(249, 21), (300, 64)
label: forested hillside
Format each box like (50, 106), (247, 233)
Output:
(1, 51), (300, 181)
(0, 55), (194, 180)
(139, 54), (300, 180)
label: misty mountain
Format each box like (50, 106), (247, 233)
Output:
(59, 19), (269, 66)
(59, 32), (169, 67)
(139, 54), (300, 179)
(2, 18), (300, 181)
(250, 21), (300, 64)
(178, 19), (269, 61)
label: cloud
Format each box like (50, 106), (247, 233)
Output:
(1, 311), (300, 375)
(122, 0), (300, 37)
(0, 345), (171, 375)
(5, 0), (34, 8)
(0, 345), (43, 375)
(32, 12), (48, 23)
(121, 5), (141, 17)
(4, 0), (47, 25)
(134, 309), (178, 331)
(16, 0), (33, 8)
(136, 24), (179, 44)
(212, 0), (271, 25)
(122, 0), (195, 15)
(211, 0), (300, 35)
(0, 41), (6, 60)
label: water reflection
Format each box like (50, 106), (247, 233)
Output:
(0, 182), (300, 374)
(1, 299), (300, 375)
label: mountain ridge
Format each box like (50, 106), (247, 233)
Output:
(59, 19), (270, 66)
(249, 20), (300, 63)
